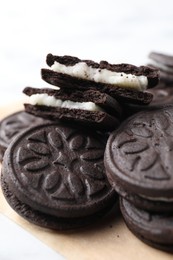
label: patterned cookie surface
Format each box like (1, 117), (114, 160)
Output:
(0, 111), (45, 161)
(3, 122), (115, 218)
(0, 111), (45, 146)
(105, 105), (173, 198)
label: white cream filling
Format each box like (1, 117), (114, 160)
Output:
(51, 61), (148, 91)
(149, 59), (173, 73)
(29, 93), (103, 112)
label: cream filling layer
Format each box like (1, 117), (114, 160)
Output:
(29, 93), (103, 111)
(51, 61), (148, 91)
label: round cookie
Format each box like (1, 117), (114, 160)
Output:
(0, 111), (45, 161)
(1, 122), (117, 230)
(120, 198), (173, 252)
(104, 105), (173, 212)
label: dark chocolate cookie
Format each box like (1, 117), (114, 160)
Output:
(149, 52), (173, 67)
(120, 198), (173, 252)
(137, 84), (173, 108)
(41, 69), (154, 105)
(23, 87), (121, 131)
(1, 122), (117, 229)
(104, 105), (173, 212)
(46, 53), (159, 88)
(122, 83), (173, 119)
(41, 53), (159, 105)
(0, 111), (45, 161)
(148, 52), (173, 84)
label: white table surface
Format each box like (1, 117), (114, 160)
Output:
(0, 0), (173, 105)
(0, 213), (64, 259)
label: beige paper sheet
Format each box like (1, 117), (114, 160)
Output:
(0, 102), (173, 260)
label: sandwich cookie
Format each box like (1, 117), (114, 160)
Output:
(122, 83), (173, 118)
(41, 54), (159, 105)
(1, 122), (117, 230)
(120, 198), (173, 252)
(0, 111), (45, 162)
(104, 105), (173, 212)
(23, 87), (121, 131)
(148, 52), (173, 84)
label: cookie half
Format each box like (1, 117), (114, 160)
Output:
(120, 198), (173, 252)
(0, 111), (45, 162)
(23, 87), (121, 131)
(41, 54), (159, 105)
(1, 122), (117, 230)
(104, 105), (173, 212)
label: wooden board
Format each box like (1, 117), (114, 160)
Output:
(0, 102), (172, 260)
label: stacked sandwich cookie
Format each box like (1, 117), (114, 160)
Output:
(104, 105), (173, 252)
(1, 54), (158, 231)
(123, 52), (173, 118)
(41, 53), (158, 105)
(23, 54), (158, 130)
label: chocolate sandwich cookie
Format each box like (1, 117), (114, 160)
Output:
(104, 105), (173, 212)
(0, 111), (45, 162)
(120, 198), (173, 252)
(23, 87), (121, 131)
(1, 122), (117, 230)
(148, 52), (173, 84)
(135, 83), (173, 108)
(41, 54), (159, 105)
(122, 83), (173, 118)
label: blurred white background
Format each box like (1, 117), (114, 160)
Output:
(0, 0), (173, 105)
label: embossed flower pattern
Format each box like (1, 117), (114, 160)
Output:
(112, 109), (173, 182)
(16, 126), (108, 204)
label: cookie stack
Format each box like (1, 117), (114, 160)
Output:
(105, 104), (173, 252)
(0, 55), (158, 232)
(23, 53), (158, 131)
(103, 52), (173, 252)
